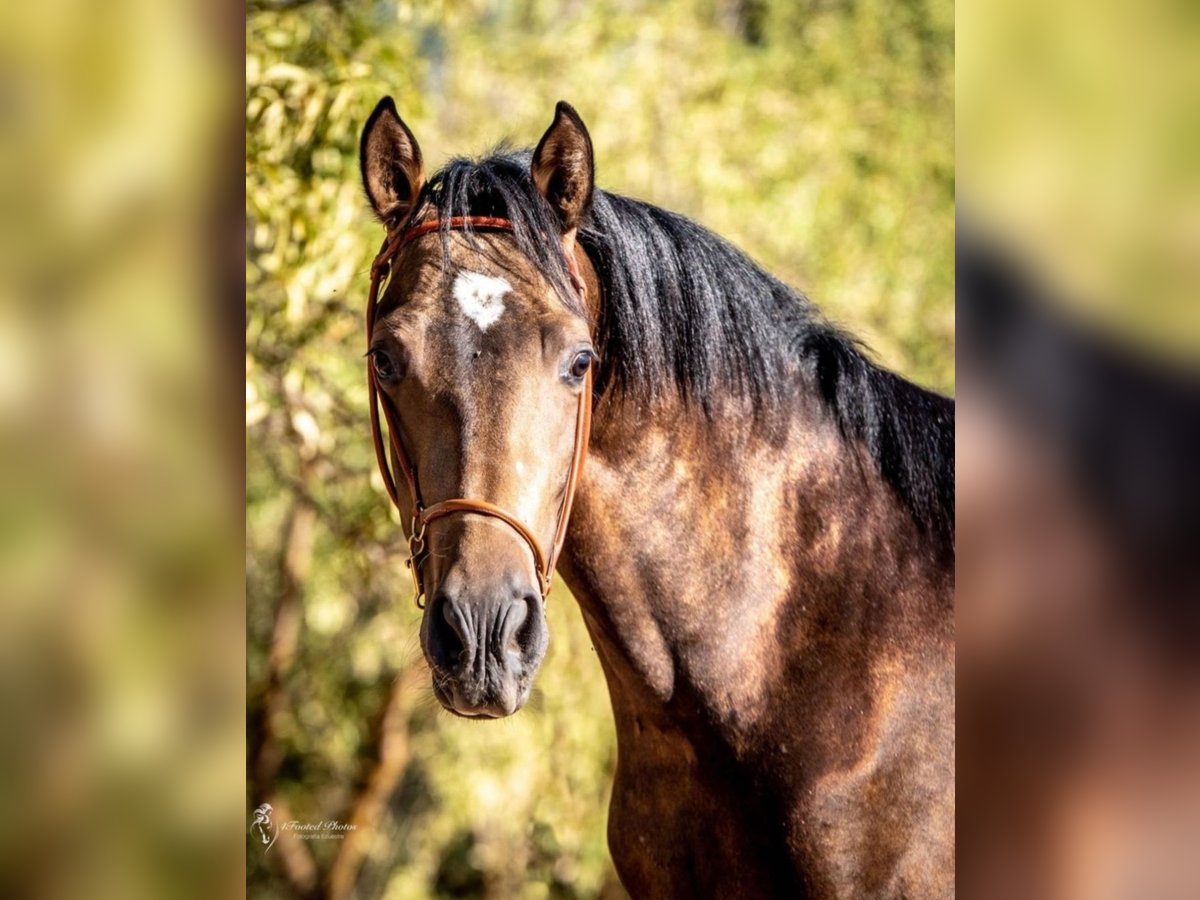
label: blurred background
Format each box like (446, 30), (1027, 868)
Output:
(0, 0), (244, 898)
(246, 1), (952, 899)
(957, 0), (1200, 897)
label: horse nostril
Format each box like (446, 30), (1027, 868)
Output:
(497, 594), (529, 655)
(430, 595), (469, 667)
(509, 593), (543, 657)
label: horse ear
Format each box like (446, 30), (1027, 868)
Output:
(531, 101), (595, 236)
(360, 97), (425, 225)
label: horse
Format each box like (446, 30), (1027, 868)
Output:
(358, 97), (955, 898)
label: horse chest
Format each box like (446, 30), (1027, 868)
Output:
(605, 713), (804, 899)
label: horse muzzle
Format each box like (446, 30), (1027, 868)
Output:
(421, 571), (548, 718)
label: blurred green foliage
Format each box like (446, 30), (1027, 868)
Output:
(247, 0), (952, 897)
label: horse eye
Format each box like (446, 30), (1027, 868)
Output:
(372, 349), (399, 382)
(568, 350), (594, 381)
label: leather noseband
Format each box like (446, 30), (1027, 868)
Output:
(365, 215), (593, 607)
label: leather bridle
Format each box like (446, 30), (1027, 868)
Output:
(365, 215), (593, 608)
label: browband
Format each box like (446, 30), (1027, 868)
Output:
(365, 215), (593, 607)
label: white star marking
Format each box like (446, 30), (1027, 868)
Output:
(453, 270), (511, 332)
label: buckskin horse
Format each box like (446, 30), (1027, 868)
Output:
(358, 98), (954, 898)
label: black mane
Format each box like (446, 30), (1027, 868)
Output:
(411, 150), (954, 555)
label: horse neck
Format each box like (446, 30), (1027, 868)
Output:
(558, 390), (952, 743)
